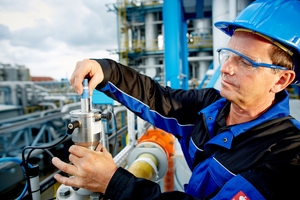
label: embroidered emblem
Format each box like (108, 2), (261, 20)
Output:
(232, 191), (250, 200)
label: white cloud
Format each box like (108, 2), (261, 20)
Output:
(0, 0), (119, 81)
(0, 1), (54, 31)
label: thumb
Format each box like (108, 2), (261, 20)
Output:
(96, 143), (110, 155)
(95, 143), (108, 153)
(87, 60), (104, 96)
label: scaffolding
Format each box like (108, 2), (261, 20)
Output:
(107, 0), (213, 87)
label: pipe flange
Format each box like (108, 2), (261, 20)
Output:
(127, 141), (168, 182)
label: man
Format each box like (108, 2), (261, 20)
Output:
(52, 0), (300, 199)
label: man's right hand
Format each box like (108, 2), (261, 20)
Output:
(70, 59), (104, 96)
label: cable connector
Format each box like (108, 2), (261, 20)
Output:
(67, 120), (80, 135)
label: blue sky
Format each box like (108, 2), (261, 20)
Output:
(0, 0), (119, 80)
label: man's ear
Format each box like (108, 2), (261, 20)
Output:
(272, 70), (296, 93)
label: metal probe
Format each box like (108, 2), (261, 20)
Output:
(68, 79), (102, 150)
(81, 79), (91, 112)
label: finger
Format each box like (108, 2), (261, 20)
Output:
(95, 143), (104, 152)
(71, 59), (91, 94)
(71, 61), (85, 94)
(70, 61), (82, 86)
(95, 143), (110, 154)
(69, 145), (90, 158)
(53, 173), (79, 188)
(69, 153), (81, 166)
(101, 145), (110, 154)
(52, 157), (77, 176)
(96, 144), (109, 154)
(87, 60), (104, 96)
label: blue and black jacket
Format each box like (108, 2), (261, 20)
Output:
(94, 59), (300, 200)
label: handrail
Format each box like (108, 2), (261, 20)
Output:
(0, 112), (68, 135)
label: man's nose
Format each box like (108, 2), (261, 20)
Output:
(220, 59), (235, 76)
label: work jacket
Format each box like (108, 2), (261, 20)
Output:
(94, 59), (300, 200)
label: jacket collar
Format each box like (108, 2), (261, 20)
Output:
(201, 90), (290, 149)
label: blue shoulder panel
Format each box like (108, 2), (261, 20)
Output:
(101, 82), (195, 137)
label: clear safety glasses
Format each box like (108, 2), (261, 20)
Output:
(217, 48), (288, 74)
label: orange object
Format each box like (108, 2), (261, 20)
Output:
(138, 128), (175, 159)
(138, 128), (175, 190)
(163, 156), (175, 192)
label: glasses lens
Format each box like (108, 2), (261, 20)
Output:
(218, 50), (230, 66)
(218, 48), (288, 73)
(218, 49), (255, 73)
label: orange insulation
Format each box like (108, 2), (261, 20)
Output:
(163, 156), (174, 192)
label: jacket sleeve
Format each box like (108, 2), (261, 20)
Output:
(104, 167), (201, 200)
(92, 59), (220, 138)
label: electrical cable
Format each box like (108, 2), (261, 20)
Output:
(110, 106), (119, 156)
(5, 100), (110, 199)
(0, 157), (33, 200)
(22, 134), (69, 165)
(21, 133), (70, 199)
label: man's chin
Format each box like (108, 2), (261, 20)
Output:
(220, 88), (234, 100)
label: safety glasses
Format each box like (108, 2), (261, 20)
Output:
(217, 48), (288, 72)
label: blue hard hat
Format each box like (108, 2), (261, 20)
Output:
(214, 0), (300, 83)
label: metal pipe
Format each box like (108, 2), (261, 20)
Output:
(188, 56), (214, 62)
(0, 112), (69, 135)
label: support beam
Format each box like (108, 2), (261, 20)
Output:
(163, 0), (181, 88)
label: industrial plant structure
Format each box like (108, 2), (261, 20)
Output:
(0, 1), (299, 199)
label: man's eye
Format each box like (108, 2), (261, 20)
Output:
(224, 55), (230, 61)
(239, 57), (252, 67)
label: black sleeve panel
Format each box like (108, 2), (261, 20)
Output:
(92, 59), (222, 125)
(104, 167), (202, 200)
(91, 58), (114, 89)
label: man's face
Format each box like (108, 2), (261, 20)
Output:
(219, 31), (280, 109)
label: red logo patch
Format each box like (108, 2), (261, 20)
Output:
(232, 191), (250, 200)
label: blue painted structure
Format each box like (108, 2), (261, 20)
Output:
(163, 0), (218, 89)
(92, 89), (114, 105)
(163, 0), (181, 88)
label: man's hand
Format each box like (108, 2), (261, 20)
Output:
(70, 59), (104, 96)
(52, 144), (118, 193)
